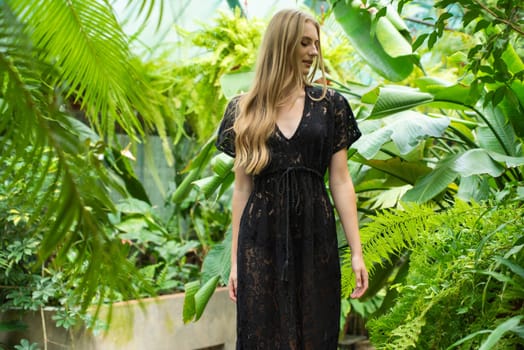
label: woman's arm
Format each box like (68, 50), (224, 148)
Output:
(229, 166), (253, 302)
(329, 149), (368, 298)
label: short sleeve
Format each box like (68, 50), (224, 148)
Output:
(215, 97), (240, 157)
(332, 91), (361, 153)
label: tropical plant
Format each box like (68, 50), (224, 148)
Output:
(0, 0), (183, 311)
(364, 190), (524, 349)
(172, 8), (263, 141)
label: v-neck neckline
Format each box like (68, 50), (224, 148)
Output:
(276, 88), (308, 141)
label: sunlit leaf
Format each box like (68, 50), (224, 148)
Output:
(353, 111), (449, 158)
(363, 87), (434, 117)
(375, 16), (412, 58)
(331, 0), (415, 81)
(452, 149), (505, 177)
(402, 155), (460, 203)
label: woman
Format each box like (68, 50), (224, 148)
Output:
(216, 9), (368, 349)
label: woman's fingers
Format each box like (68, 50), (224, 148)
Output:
(350, 267), (368, 299)
(228, 276), (237, 302)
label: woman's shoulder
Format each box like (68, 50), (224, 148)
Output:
(228, 94), (243, 106)
(224, 94), (244, 116)
(307, 85), (343, 101)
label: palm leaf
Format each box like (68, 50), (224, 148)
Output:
(8, 0), (172, 165)
(330, 0), (415, 81)
(0, 1), (153, 310)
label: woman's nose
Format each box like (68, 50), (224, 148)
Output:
(310, 45), (318, 57)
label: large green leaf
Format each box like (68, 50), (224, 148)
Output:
(375, 15), (412, 58)
(355, 156), (432, 185)
(331, 0), (415, 81)
(500, 81), (524, 138)
(451, 149), (505, 177)
(201, 229), (232, 285)
(488, 151), (524, 168)
(415, 78), (473, 107)
(353, 111), (449, 158)
(182, 275), (221, 323)
(194, 275), (220, 321)
(500, 44), (524, 137)
(456, 176), (491, 202)
(479, 316), (523, 350)
(362, 87), (434, 118)
(477, 104), (520, 157)
(182, 280), (200, 323)
(220, 71), (254, 99)
(171, 137), (216, 203)
(402, 155), (460, 203)
(370, 185), (412, 209)
(352, 125), (393, 159)
(403, 149), (524, 203)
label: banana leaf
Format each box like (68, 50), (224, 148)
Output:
(403, 149), (524, 203)
(220, 71), (254, 99)
(353, 110), (449, 158)
(330, 0), (415, 81)
(362, 86), (434, 118)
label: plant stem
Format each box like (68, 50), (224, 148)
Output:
(41, 264), (48, 350)
(40, 308), (48, 350)
(404, 17), (455, 31)
(472, 0), (524, 36)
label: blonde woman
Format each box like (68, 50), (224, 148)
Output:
(216, 9), (368, 349)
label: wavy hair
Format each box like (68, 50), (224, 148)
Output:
(233, 9), (327, 175)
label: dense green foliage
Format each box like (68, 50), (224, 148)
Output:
(0, 0), (179, 313)
(1, 0), (523, 348)
(363, 195), (524, 348)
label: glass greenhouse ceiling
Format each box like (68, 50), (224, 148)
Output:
(112, 0), (318, 58)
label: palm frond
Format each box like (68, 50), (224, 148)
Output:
(8, 0), (171, 163)
(0, 2), (151, 309)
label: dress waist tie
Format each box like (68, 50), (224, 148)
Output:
(258, 166), (324, 282)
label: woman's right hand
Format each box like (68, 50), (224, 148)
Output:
(228, 264), (238, 302)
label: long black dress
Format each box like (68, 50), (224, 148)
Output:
(216, 86), (361, 350)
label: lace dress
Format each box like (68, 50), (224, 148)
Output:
(216, 86), (361, 350)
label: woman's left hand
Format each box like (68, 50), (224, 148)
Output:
(350, 255), (368, 299)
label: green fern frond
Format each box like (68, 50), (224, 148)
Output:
(341, 203), (436, 296)
(367, 200), (524, 349)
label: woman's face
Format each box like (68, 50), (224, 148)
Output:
(296, 21), (319, 76)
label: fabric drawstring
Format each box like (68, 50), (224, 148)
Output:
(266, 166), (324, 282)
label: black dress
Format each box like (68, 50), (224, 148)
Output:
(216, 86), (361, 350)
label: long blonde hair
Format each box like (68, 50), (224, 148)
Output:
(233, 9), (327, 175)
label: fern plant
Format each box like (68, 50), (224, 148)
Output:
(363, 193), (524, 349)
